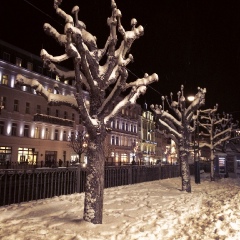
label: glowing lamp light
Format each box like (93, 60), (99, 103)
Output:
(187, 96), (195, 102)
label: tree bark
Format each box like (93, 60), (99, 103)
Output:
(83, 136), (105, 224)
(180, 151), (191, 193)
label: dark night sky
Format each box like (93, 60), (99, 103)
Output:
(1, 0), (240, 119)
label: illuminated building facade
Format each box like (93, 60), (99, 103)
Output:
(139, 110), (157, 164)
(0, 39), (81, 166)
(104, 103), (141, 165)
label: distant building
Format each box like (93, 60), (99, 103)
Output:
(139, 110), (157, 165)
(104, 104), (141, 165)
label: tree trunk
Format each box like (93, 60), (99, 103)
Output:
(210, 149), (215, 181)
(180, 150), (191, 193)
(83, 136), (105, 224)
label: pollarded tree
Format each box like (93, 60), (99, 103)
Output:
(15, 0), (158, 224)
(151, 85), (206, 193)
(198, 105), (233, 181)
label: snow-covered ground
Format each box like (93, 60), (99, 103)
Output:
(0, 173), (240, 240)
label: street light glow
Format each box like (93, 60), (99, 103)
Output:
(187, 96), (195, 102)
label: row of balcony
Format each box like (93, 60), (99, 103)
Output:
(33, 114), (74, 127)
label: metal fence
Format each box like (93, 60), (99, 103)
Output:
(0, 165), (180, 207)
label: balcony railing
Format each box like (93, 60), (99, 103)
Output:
(33, 113), (74, 127)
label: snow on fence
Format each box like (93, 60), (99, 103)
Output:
(0, 165), (180, 207)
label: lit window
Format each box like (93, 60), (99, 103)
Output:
(45, 128), (49, 139)
(1, 74), (8, 85)
(0, 96), (6, 111)
(16, 57), (22, 67)
(63, 131), (67, 141)
(54, 129), (59, 140)
(34, 127), (40, 138)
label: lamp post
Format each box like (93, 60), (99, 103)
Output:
(187, 95), (200, 184)
(195, 119), (200, 184)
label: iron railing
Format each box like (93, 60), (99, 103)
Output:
(0, 165), (180, 207)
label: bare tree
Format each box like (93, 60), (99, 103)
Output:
(198, 105), (233, 181)
(151, 85), (206, 193)
(15, 0), (158, 223)
(68, 130), (89, 164)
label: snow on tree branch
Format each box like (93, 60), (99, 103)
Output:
(15, 75), (78, 108)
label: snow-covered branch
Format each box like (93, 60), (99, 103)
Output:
(15, 74), (78, 108)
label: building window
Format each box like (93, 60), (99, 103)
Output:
(1, 74), (8, 85)
(0, 146), (12, 164)
(116, 136), (119, 146)
(37, 66), (43, 74)
(54, 129), (59, 140)
(3, 52), (10, 62)
(111, 136), (115, 145)
(122, 122), (125, 131)
(134, 125), (137, 133)
(0, 121), (4, 135)
(24, 125), (29, 137)
(47, 70), (52, 78)
(27, 62), (33, 71)
(47, 107), (50, 115)
(72, 113), (75, 121)
(16, 57), (22, 67)
(13, 99), (19, 112)
(64, 111), (68, 119)
(63, 131), (67, 141)
(116, 121), (119, 129)
(0, 96), (6, 111)
(25, 102), (30, 114)
(126, 123), (128, 131)
(131, 124), (133, 132)
(45, 128), (49, 139)
(11, 123), (17, 136)
(36, 105), (41, 114)
(56, 109), (59, 117)
(34, 127), (40, 138)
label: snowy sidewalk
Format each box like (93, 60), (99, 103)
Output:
(0, 174), (240, 240)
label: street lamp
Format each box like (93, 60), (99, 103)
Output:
(194, 119), (200, 184)
(188, 95), (200, 184)
(187, 95), (195, 102)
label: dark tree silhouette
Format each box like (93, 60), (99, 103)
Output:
(198, 105), (234, 181)
(68, 130), (89, 164)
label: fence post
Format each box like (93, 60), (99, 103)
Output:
(158, 165), (161, 179)
(128, 166), (132, 185)
(76, 165), (81, 193)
